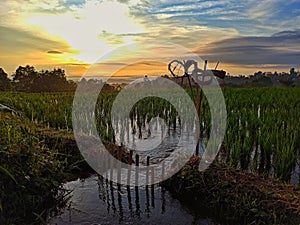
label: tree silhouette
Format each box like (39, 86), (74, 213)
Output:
(13, 65), (38, 92)
(290, 68), (295, 75)
(31, 68), (69, 92)
(0, 68), (10, 91)
(12, 65), (76, 92)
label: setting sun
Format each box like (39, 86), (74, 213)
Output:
(26, 0), (144, 64)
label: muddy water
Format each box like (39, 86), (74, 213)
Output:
(48, 175), (220, 225)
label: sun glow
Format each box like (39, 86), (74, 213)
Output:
(26, 0), (144, 64)
(2, 0), (298, 77)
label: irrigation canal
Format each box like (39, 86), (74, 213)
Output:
(48, 174), (220, 225)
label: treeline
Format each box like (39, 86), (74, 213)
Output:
(0, 65), (76, 92)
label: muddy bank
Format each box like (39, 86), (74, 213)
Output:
(162, 156), (300, 225)
(38, 127), (133, 181)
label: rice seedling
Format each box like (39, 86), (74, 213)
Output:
(0, 87), (299, 182)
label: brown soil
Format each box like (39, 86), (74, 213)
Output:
(38, 127), (133, 181)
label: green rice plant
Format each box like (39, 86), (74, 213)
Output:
(273, 129), (297, 182)
(229, 136), (242, 168)
(0, 87), (299, 182)
(240, 133), (252, 171)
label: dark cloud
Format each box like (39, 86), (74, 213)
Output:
(98, 30), (150, 45)
(47, 50), (63, 54)
(117, 0), (130, 3)
(196, 30), (300, 66)
(118, 32), (149, 37)
(64, 63), (90, 66)
(0, 25), (71, 53)
(94, 62), (128, 66)
(64, 0), (86, 6)
(130, 0), (300, 37)
(271, 29), (300, 37)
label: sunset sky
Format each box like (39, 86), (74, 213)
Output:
(0, 0), (300, 78)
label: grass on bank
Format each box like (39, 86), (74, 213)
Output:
(0, 111), (81, 224)
(163, 156), (300, 225)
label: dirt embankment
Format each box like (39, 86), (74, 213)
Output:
(162, 156), (300, 225)
(38, 127), (133, 180)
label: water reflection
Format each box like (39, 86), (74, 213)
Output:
(48, 175), (219, 225)
(97, 175), (170, 222)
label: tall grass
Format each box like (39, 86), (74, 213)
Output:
(0, 111), (68, 224)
